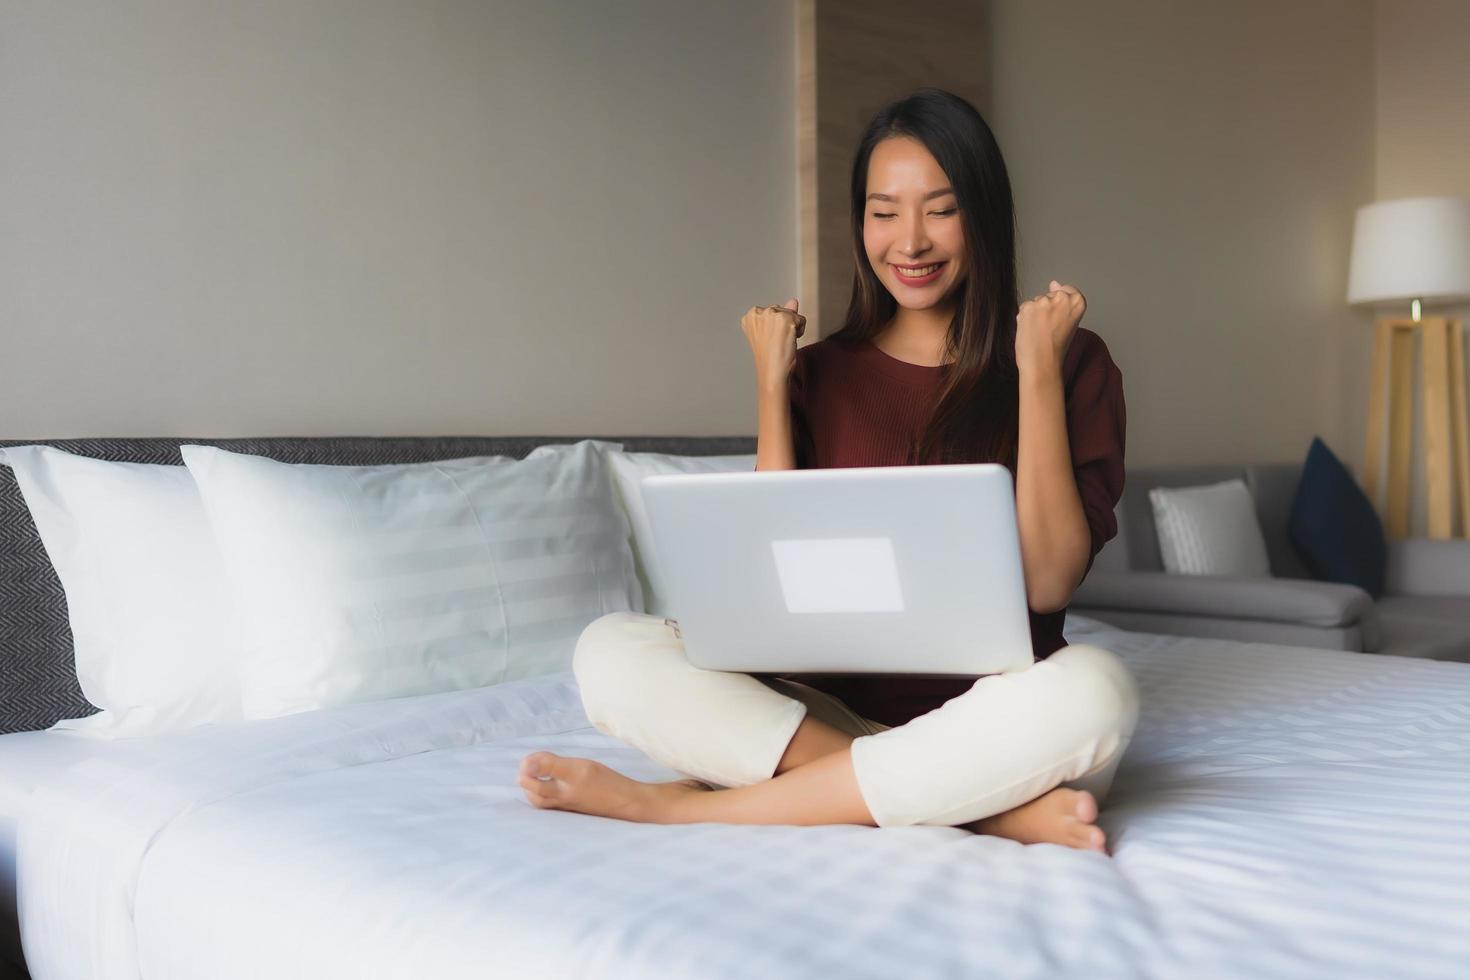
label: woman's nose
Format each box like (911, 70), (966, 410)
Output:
(900, 216), (931, 253)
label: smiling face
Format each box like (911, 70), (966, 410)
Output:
(863, 135), (967, 310)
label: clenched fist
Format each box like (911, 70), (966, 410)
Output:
(1016, 279), (1085, 377)
(742, 298), (806, 393)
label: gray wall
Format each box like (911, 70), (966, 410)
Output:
(989, 0), (1376, 476)
(0, 0), (798, 437)
(4, 0), (1463, 539)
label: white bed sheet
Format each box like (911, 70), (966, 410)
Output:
(17, 619), (1470, 980)
(0, 729), (133, 967)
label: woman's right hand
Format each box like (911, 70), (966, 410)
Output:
(741, 298), (805, 393)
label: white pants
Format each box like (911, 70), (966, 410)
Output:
(572, 611), (1140, 828)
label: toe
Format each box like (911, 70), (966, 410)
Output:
(524, 789), (557, 809)
(520, 751), (558, 781)
(1076, 824), (1105, 852)
(520, 774), (565, 810)
(517, 753), (568, 803)
(517, 770), (551, 802)
(1072, 789), (1098, 824)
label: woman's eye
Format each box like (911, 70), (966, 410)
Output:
(870, 210), (957, 219)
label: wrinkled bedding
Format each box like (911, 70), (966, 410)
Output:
(17, 618), (1470, 979)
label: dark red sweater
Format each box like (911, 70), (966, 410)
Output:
(767, 330), (1126, 727)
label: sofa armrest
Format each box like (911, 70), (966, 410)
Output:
(1071, 570), (1374, 628)
(1385, 538), (1470, 596)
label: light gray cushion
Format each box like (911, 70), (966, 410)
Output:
(1149, 479), (1272, 576)
(1065, 608), (1371, 652)
(1371, 603), (1470, 662)
(1073, 570), (1375, 630)
(1110, 465), (1249, 573)
(1374, 595), (1470, 661)
(1375, 594), (1470, 626)
(1384, 538), (1470, 596)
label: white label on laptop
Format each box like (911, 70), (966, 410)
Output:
(770, 537), (906, 613)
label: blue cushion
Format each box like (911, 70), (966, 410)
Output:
(1288, 437), (1386, 597)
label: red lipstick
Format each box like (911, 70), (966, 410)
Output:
(891, 261), (946, 285)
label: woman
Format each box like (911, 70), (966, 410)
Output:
(518, 88), (1137, 853)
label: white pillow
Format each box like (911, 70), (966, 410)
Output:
(606, 450), (757, 617)
(1, 445), (243, 738)
(182, 439), (642, 720)
(1149, 478), (1272, 577)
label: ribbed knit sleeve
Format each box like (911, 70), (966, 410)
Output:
(1061, 330), (1127, 580)
(788, 345), (817, 470)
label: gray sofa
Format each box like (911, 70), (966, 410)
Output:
(1072, 462), (1470, 662)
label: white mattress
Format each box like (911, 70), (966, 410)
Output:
(13, 617), (1470, 979)
(0, 729), (132, 965)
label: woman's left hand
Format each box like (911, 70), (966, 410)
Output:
(1015, 279), (1085, 377)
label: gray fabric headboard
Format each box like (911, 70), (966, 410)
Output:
(0, 436), (755, 735)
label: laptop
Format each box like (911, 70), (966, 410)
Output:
(639, 463), (1035, 677)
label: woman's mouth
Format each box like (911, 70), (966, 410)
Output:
(891, 261), (946, 285)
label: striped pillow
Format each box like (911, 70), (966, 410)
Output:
(605, 449), (758, 617)
(1149, 479), (1272, 577)
(182, 439), (641, 719)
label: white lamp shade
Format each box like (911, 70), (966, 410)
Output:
(1346, 195), (1470, 306)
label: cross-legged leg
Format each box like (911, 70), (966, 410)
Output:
(521, 739), (874, 826)
(523, 614), (1137, 851)
(522, 611), (879, 824)
(768, 712), (1109, 849)
(522, 719), (1107, 851)
(774, 702), (869, 774)
(564, 612), (815, 790)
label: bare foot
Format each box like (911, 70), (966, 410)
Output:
(517, 751), (712, 823)
(963, 787), (1107, 853)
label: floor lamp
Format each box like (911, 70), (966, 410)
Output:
(1347, 195), (1470, 540)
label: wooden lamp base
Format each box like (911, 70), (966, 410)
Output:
(1362, 315), (1470, 539)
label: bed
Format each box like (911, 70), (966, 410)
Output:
(1, 437), (1467, 979)
(0, 614), (1463, 979)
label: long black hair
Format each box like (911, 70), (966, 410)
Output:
(825, 87), (1020, 471)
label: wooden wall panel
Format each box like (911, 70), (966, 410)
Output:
(797, 0), (989, 340)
